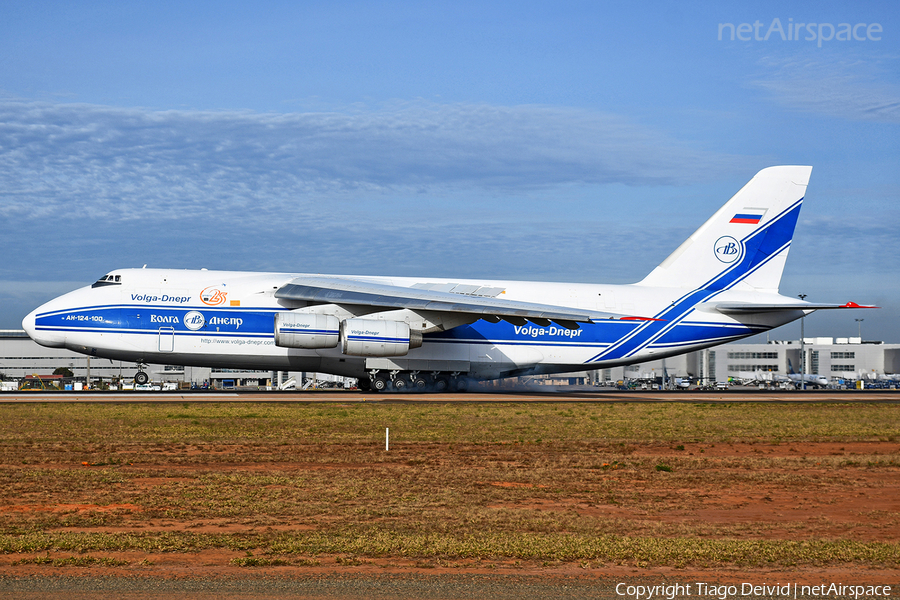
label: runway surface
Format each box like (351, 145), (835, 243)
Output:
(2, 387), (898, 403)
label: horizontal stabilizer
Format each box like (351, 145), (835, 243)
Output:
(275, 276), (630, 323)
(714, 301), (879, 314)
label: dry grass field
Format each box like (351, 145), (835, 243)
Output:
(0, 400), (898, 579)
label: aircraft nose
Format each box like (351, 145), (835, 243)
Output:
(21, 309), (37, 339)
(22, 306), (66, 348)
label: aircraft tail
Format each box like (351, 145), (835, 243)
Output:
(637, 166), (812, 293)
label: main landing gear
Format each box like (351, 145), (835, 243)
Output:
(365, 370), (470, 393)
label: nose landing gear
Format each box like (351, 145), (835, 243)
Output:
(134, 363), (150, 385)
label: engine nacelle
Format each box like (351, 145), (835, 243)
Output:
(274, 312), (339, 349)
(340, 318), (423, 357)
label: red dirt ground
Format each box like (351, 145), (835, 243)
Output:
(2, 439), (898, 585)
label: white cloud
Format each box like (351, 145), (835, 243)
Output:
(0, 100), (742, 222)
(752, 57), (900, 123)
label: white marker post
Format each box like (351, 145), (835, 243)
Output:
(386, 427), (389, 451)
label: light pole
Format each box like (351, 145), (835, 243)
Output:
(855, 318), (864, 340)
(798, 294), (807, 391)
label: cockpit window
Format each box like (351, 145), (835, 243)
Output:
(92, 273), (123, 288)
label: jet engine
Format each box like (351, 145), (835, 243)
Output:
(340, 318), (423, 357)
(274, 313), (340, 349)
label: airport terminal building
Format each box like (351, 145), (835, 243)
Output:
(577, 337), (900, 388)
(1, 329), (898, 389)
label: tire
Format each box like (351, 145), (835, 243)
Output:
(135, 371), (149, 385)
(452, 377), (469, 392)
(412, 376), (427, 391)
(433, 377), (449, 392)
(372, 377), (388, 392)
(393, 377), (408, 391)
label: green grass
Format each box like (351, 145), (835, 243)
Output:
(1, 402), (899, 449)
(1, 531), (897, 568)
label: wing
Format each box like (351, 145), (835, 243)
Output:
(274, 276), (634, 327)
(715, 301), (878, 314)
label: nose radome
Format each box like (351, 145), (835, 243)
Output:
(22, 307), (66, 348)
(21, 309), (37, 339)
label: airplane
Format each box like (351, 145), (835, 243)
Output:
(787, 359), (830, 388)
(733, 370), (784, 386)
(22, 166), (876, 392)
(733, 368), (811, 389)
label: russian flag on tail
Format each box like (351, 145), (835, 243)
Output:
(730, 207), (766, 224)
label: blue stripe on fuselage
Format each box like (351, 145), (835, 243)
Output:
(34, 305), (280, 338)
(424, 316), (759, 353)
(34, 301), (765, 355)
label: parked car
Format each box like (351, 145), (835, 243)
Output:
(134, 383), (161, 391)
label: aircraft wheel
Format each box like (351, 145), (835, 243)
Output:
(357, 378), (371, 392)
(372, 377), (388, 392)
(135, 371), (149, 385)
(432, 377), (449, 392)
(393, 376), (408, 391)
(452, 377), (469, 392)
(412, 376), (427, 391)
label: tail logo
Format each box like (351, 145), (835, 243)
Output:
(714, 236), (743, 264)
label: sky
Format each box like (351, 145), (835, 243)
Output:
(1, 0), (898, 343)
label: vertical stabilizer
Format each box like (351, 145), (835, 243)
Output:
(637, 166), (811, 293)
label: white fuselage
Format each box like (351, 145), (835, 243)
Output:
(23, 268), (801, 381)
